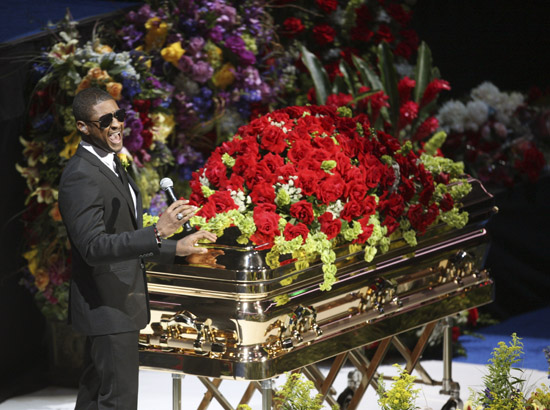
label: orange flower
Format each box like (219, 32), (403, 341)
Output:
(94, 44), (113, 54)
(106, 82), (123, 100)
(76, 78), (91, 94)
(87, 67), (110, 81)
(49, 202), (62, 222)
(34, 269), (50, 291)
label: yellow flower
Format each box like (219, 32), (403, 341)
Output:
(30, 184), (58, 205)
(144, 17), (168, 51)
(117, 152), (132, 169)
(23, 247), (39, 275)
(59, 130), (81, 159)
(105, 82), (123, 100)
(15, 164), (40, 190)
(34, 268), (50, 291)
(94, 43), (113, 54)
(150, 112), (175, 144)
(212, 63), (235, 90)
(19, 136), (45, 167)
(160, 41), (185, 67)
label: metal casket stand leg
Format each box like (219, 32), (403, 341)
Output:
(172, 373), (184, 410)
(261, 379), (273, 410)
(440, 317), (463, 410)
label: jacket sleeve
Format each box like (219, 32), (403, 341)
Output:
(59, 165), (175, 266)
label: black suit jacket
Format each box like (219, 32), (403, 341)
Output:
(58, 145), (176, 336)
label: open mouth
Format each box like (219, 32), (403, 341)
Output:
(109, 131), (122, 144)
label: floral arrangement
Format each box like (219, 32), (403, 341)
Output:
(269, 0), (420, 106)
(17, 15), (176, 320)
(115, 0), (283, 178)
(465, 333), (550, 410)
(377, 364), (420, 410)
(187, 104), (471, 291)
(438, 82), (547, 188)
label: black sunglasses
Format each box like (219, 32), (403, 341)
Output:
(85, 109), (126, 129)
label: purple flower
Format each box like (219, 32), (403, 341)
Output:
(127, 4), (155, 24)
(224, 35), (246, 54)
(188, 37), (205, 53)
(240, 49), (256, 66)
(209, 26), (225, 42)
(124, 112), (144, 152)
(119, 25), (144, 50)
(191, 61), (213, 83)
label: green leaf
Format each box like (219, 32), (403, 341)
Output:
(338, 59), (356, 97)
(377, 42), (399, 135)
(413, 41), (433, 104)
(352, 54), (382, 90)
(299, 44), (330, 105)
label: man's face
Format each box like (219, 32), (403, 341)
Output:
(77, 99), (124, 153)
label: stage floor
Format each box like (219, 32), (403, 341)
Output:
(0, 361), (547, 409)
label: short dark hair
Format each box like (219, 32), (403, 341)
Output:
(72, 87), (114, 121)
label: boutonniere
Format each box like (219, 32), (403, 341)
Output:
(117, 153), (131, 170)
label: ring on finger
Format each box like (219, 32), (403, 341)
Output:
(176, 212), (184, 221)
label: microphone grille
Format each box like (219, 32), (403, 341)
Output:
(159, 177), (174, 190)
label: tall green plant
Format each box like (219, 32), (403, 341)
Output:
(300, 41), (447, 143)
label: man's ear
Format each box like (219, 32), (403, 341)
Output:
(76, 120), (89, 135)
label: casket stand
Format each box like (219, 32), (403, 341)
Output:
(139, 177), (496, 409)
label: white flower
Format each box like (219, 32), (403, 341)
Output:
(464, 100), (489, 131)
(326, 199), (344, 219)
(437, 100), (468, 133)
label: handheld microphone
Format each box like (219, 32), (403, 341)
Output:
(160, 177), (193, 232)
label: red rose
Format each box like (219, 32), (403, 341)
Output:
(283, 17), (305, 37)
(399, 177), (415, 203)
(283, 222), (310, 243)
(315, 0), (338, 14)
(354, 216), (374, 244)
(376, 24), (394, 43)
(296, 168), (321, 196)
(439, 193), (454, 212)
(290, 200), (315, 225)
(380, 192), (404, 218)
(386, 4), (412, 26)
(317, 174), (346, 204)
(288, 139), (314, 164)
(260, 125), (287, 153)
(345, 181), (367, 202)
(208, 190), (239, 214)
(196, 200), (217, 220)
(204, 153), (228, 188)
(250, 206), (280, 245)
(382, 215), (399, 235)
(313, 24), (336, 45)
(318, 212), (342, 240)
(340, 199), (365, 222)
(351, 26), (373, 43)
(260, 152), (285, 175)
(363, 195), (377, 217)
(250, 181), (276, 204)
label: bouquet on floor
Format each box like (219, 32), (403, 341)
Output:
(188, 105), (471, 291)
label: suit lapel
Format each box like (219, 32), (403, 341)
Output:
(76, 146), (138, 228)
(128, 174), (143, 229)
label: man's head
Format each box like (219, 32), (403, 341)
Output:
(73, 87), (125, 153)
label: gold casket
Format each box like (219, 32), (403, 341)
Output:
(139, 177), (495, 381)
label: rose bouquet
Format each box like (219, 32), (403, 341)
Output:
(187, 105), (471, 291)
(17, 15), (176, 320)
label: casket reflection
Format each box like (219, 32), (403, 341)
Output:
(139, 178), (495, 380)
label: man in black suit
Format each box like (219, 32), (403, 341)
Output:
(58, 87), (216, 410)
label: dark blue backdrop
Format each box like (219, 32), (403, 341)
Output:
(0, 0), (139, 44)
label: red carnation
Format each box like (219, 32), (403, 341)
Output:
(340, 199), (365, 222)
(398, 100), (419, 130)
(326, 93), (353, 109)
(296, 168), (321, 196)
(250, 181), (276, 204)
(439, 193), (454, 212)
(317, 174), (346, 204)
(345, 181), (367, 202)
(282, 17), (305, 37)
(283, 222), (310, 243)
(207, 191), (239, 214)
(376, 24), (394, 44)
(350, 26), (374, 43)
(380, 192), (404, 219)
(315, 0), (338, 13)
(318, 212), (342, 240)
(250, 206), (280, 245)
(313, 24), (336, 45)
(354, 216), (374, 244)
(420, 79), (451, 108)
(204, 154), (228, 188)
(290, 200), (315, 225)
(260, 125), (288, 153)
(383, 215), (400, 235)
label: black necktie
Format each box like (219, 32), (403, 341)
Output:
(113, 155), (133, 205)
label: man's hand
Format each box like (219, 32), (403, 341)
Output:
(176, 230), (218, 257)
(156, 199), (197, 238)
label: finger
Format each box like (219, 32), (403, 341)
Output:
(195, 231), (217, 242)
(190, 246), (208, 254)
(167, 199), (189, 212)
